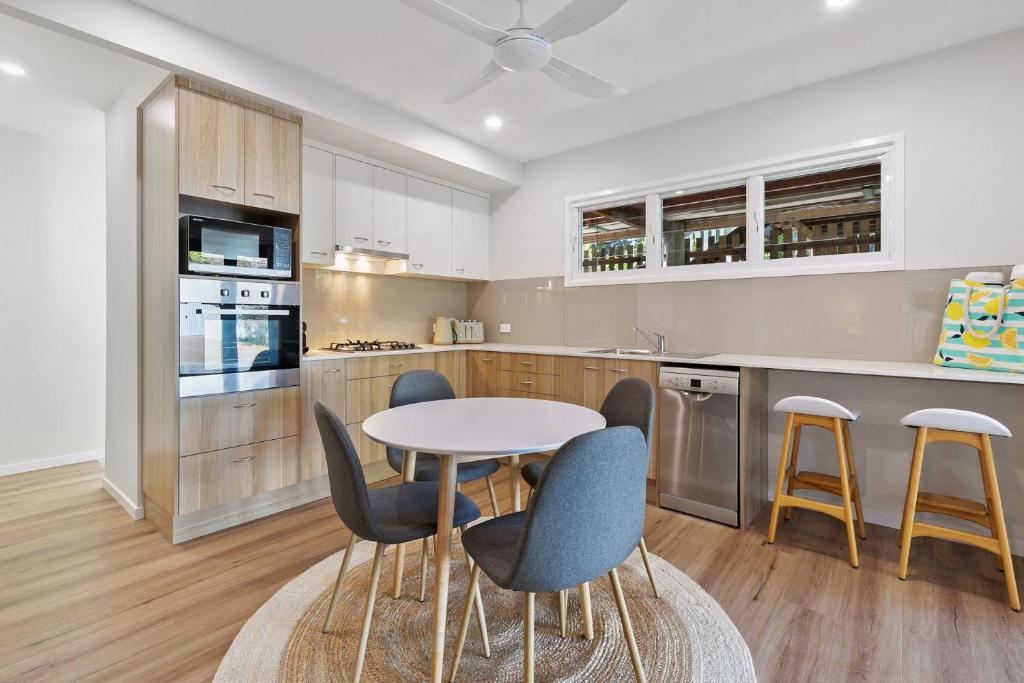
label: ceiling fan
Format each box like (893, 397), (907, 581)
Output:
(396, 0), (629, 103)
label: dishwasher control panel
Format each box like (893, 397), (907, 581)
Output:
(659, 367), (739, 395)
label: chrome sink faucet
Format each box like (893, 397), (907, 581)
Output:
(633, 326), (666, 354)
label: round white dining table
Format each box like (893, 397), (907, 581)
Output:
(362, 397), (606, 683)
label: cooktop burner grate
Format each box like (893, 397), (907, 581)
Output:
(321, 339), (420, 353)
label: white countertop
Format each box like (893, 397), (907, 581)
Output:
(302, 343), (1024, 386)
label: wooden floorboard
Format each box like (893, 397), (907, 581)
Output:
(1, 461), (1022, 681)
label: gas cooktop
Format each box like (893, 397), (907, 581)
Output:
(321, 339), (421, 353)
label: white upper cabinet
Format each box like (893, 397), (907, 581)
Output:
(334, 154), (373, 249)
(451, 189), (490, 280)
(406, 176), (452, 276)
(372, 167), (407, 254)
(301, 145), (334, 265)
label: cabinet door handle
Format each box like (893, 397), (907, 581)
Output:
(253, 192), (275, 199)
(480, 358), (492, 363)
(584, 366), (600, 371)
(411, 263), (423, 270)
(454, 268), (465, 274)
(233, 402), (256, 408)
(610, 368), (628, 373)
(310, 250), (329, 256)
(519, 380), (534, 385)
(211, 184), (237, 192)
(323, 368), (343, 374)
(389, 362), (404, 367)
(232, 455), (256, 463)
(377, 240), (391, 246)
(354, 236), (369, 242)
(519, 361), (533, 366)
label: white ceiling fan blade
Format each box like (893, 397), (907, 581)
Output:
(394, 0), (508, 45)
(442, 60), (507, 104)
(543, 56), (626, 99)
(536, 0), (629, 43)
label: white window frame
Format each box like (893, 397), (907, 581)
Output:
(564, 134), (904, 287)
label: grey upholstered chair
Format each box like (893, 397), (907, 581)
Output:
(520, 377), (659, 604)
(315, 402), (488, 682)
(387, 370), (502, 517)
(449, 426), (650, 683)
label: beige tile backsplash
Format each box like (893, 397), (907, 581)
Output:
(468, 266), (1010, 362)
(302, 269), (468, 348)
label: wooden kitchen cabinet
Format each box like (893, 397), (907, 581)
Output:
(451, 189), (490, 280)
(345, 375), (397, 424)
(559, 356), (606, 410)
(436, 350), (467, 397)
(406, 176), (452, 276)
(298, 359), (347, 480)
(468, 350), (501, 397)
(243, 108), (302, 213)
(177, 88), (245, 204)
(178, 436), (299, 514)
(301, 145), (335, 265)
(603, 358), (659, 479)
(179, 386), (298, 457)
(499, 370), (559, 397)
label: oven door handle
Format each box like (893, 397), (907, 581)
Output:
(200, 309), (292, 317)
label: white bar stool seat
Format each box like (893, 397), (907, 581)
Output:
(767, 395), (865, 567)
(897, 407), (1019, 610)
(901, 408), (1011, 438)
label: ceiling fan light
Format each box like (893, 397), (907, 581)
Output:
(493, 34), (551, 72)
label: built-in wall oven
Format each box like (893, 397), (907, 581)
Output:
(178, 278), (300, 397)
(180, 215), (293, 280)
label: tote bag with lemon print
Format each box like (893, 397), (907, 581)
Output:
(934, 278), (1024, 373)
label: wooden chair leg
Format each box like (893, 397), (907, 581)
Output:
(322, 533), (358, 633)
(508, 455), (522, 513)
(979, 436), (1021, 611)
(448, 563), (482, 682)
(419, 536), (430, 603)
(638, 537), (659, 598)
(608, 568), (647, 683)
(767, 413), (796, 544)
(354, 542), (386, 683)
(833, 418), (859, 568)
(459, 533), (490, 656)
(578, 582), (593, 641)
(558, 590), (567, 638)
(783, 425), (802, 521)
(977, 448), (1005, 572)
(843, 422), (867, 540)
(898, 428), (927, 579)
(485, 474), (501, 517)
(524, 592), (535, 683)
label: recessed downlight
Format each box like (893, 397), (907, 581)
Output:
(484, 115), (503, 131)
(826, 0), (854, 9)
(0, 62), (26, 77)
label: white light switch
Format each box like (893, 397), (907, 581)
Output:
(499, 323), (511, 334)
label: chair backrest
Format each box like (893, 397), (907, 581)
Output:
(601, 377), (655, 444)
(386, 370), (456, 469)
(505, 426), (649, 593)
(314, 401), (380, 541)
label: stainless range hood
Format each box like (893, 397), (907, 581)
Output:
(335, 244), (409, 261)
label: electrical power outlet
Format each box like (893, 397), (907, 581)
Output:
(499, 323), (511, 334)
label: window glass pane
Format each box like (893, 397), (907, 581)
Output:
(580, 199), (647, 272)
(763, 161), (882, 260)
(661, 184), (746, 266)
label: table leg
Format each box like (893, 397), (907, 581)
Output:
(507, 454), (522, 512)
(392, 450), (418, 599)
(429, 454), (457, 683)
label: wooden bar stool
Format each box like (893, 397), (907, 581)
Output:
(767, 396), (866, 568)
(897, 408), (1019, 611)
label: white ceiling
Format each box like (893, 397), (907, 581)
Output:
(0, 12), (160, 143)
(122, 0), (1024, 161)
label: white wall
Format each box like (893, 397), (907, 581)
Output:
(0, 125), (106, 475)
(491, 28), (1024, 280)
(102, 69), (166, 517)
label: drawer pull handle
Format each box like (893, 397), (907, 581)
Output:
(233, 402), (256, 408)
(584, 366), (600, 370)
(389, 363), (404, 367)
(519, 380), (534, 385)
(480, 358), (492, 363)
(310, 250), (329, 256)
(232, 456), (256, 463)
(610, 368), (628, 373)
(323, 368), (343, 374)
(519, 361), (533, 366)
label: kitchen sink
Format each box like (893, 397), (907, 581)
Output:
(586, 348), (655, 356)
(585, 348), (716, 360)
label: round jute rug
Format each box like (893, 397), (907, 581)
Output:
(215, 538), (755, 682)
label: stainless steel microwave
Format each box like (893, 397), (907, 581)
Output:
(180, 215), (293, 280)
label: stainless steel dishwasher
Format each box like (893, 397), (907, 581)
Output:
(658, 366), (740, 527)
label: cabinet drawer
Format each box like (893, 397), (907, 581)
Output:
(179, 386), (298, 456)
(501, 353), (557, 375)
(178, 436), (299, 514)
(345, 375), (397, 424)
(499, 370), (559, 397)
(346, 353), (436, 379)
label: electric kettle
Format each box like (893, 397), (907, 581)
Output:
(433, 316), (456, 345)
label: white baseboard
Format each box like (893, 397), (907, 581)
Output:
(102, 475), (144, 520)
(0, 450), (104, 477)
